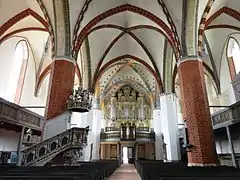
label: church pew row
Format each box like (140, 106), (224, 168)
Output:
(135, 160), (240, 180)
(0, 160), (119, 180)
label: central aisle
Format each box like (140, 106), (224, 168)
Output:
(108, 164), (141, 180)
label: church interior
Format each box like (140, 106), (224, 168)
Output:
(0, 0), (240, 179)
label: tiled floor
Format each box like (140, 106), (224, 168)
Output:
(108, 164), (141, 180)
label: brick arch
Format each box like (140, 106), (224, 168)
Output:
(93, 54), (163, 93)
(198, 0), (215, 57)
(205, 25), (240, 32)
(72, 0), (93, 48)
(157, 0), (181, 56)
(172, 62), (221, 94)
(35, 65), (51, 96)
(35, 63), (82, 96)
(198, 6), (240, 56)
(0, 27), (48, 43)
(0, 8), (50, 38)
(0, 8), (55, 56)
(73, 4), (177, 59)
(205, 7), (240, 27)
(35, 0), (55, 57)
(89, 24), (163, 91)
(81, 24), (178, 58)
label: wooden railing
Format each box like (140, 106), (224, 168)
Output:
(100, 131), (120, 141)
(211, 101), (240, 128)
(105, 127), (120, 132)
(136, 127), (150, 132)
(100, 127), (155, 142)
(136, 131), (155, 141)
(0, 98), (44, 130)
(21, 127), (89, 166)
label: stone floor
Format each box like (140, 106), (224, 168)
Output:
(108, 164), (141, 180)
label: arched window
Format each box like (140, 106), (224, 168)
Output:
(228, 38), (240, 74)
(5, 40), (28, 103)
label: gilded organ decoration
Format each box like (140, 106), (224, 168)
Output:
(104, 86), (151, 128)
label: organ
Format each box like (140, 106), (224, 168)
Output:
(104, 86), (151, 128)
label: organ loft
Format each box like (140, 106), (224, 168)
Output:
(100, 86), (157, 163)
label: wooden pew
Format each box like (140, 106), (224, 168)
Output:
(0, 160), (119, 180)
(135, 160), (240, 180)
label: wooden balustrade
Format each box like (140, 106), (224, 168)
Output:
(0, 98), (44, 130)
(21, 127), (89, 166)
(212, 101), (240, 128)
(100, 127), (155, 142)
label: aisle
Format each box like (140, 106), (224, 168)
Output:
(108, 164), (141, 180)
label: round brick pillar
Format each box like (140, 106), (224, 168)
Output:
(45, 58), (75, 120)
(178, 57), (217, 166)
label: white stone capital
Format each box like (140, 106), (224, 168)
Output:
(177, 56), (202, 67)
(52, 56), (76, 64)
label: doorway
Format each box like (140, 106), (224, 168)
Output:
(122, 146), (134, 164)
(122, 147), (128, 164)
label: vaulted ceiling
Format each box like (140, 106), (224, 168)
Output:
(0, 0), (239, 105)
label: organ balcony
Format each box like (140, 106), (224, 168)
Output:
(100, 126), (155, 142)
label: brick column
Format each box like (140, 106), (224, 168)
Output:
(178, 57), (217, 166)
(45, 58), (75, 120)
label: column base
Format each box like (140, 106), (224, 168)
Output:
(188, 163), (218, 167)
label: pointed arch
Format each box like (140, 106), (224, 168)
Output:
(172, 62), (221, 94)
(198, 0), (215, 56)
(35, 63), (82, 96)
(205, 7), (240, 27)
(93, 54), (163, 92)
(73, 4), (178, 59)
(0, 8), (50, 37)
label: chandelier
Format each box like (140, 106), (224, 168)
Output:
(67, 86), (92, 113)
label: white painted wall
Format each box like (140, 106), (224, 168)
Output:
(70, 110), (94, 161)
(82, 110), (93, 161)
(218, 52), (236, 105)
(90, 109), (103, 160)
(0, 129), (20, 151)
(0, 38), (16, 97)
(205, 62), (236, 115)
(152, 109), (164, 160)
(159, 94), (180, 161)
(43, 111), (71, 140)
(71, 108), (103, 161)
(70, 111), (90, 128)
(206, 41), (236, 112)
